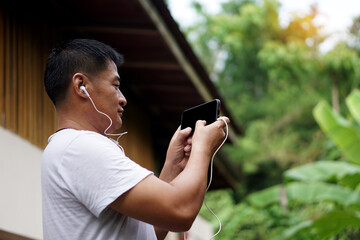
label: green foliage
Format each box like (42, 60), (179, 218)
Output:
(188, 0), (283, 102)
(247, 182), (360, 208)
(321, 44), (360, 111)
(323, 44), (360, 80)
(284, 161), (360, 186)
(271, 221), (313, 240)
(350, 16), (360, 53)
(271, 210), (360, 240)
(313, 93), (360, 164)
(248, 89), (360, 239)
(200, 190), (271, 240)
(257, 89), (360, 239)
(187, 1), (334, 193)
(181, 0), (360, 239)
(258, 41), (321, 86)
(347, 89), (360, 123)
(312, 211), (360, 239)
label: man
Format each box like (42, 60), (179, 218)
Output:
(42, 39), (229, 239)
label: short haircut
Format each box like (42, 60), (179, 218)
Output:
(44, 39), (124, 106)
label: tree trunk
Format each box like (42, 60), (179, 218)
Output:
(331, 75), (340, 113)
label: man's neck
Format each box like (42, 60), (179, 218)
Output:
(57, 111), (103, 135)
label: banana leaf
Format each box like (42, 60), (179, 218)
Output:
(273, 211), (360, 240)
(247, 182), (360, 208)
(270, 220), (313, 240)
(284, 160), (360, 183)
(311, 210), (360, 239)
(313, 100), (360, 164)
(346, 89), (360, 124)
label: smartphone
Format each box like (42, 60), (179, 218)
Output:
(180, 99), (221, 135)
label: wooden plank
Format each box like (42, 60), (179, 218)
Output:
(31, 31), (37, 145)
(34, 30), (41, 146)
(28, 31), (35, 144)
(23, 23), (29, 140)
(17, 17), (25, 137)
(25, 27), (32, 143)
(22, 23), (27, 139)
(0, 3), (4, 127)
(38, 33), (44, 147)
(10, 14), (18, 133)
(41, 29), (57, 148)
(41, 30), (56, 148)
(4, 8), (11, 130)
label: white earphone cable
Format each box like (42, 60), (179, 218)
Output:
(86, 90), (127, 150)
(184, 118), (228, 240)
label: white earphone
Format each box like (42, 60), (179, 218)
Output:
(80, 85), (90, 97)
(80, 85), (127, 148)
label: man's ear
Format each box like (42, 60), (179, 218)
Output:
(72, 73), (88, 98)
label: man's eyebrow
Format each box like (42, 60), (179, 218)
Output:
(115, 76), (121, 83)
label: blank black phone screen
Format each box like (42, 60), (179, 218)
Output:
(180, 99), (220, 134)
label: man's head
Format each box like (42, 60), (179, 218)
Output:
(44, 39), (127, 133)
(44, 39), (124, 106)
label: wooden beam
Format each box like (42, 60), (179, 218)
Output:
(65, 25), (159, 36)
(122, 61), (181, 70)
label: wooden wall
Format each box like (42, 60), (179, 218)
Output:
(119, 103), (155, 171)
(0, 1), (154, 170)
(0, 2), (58, 149)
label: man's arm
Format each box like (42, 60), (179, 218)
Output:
(154, 127), (193, 239)
(109, 118), (229, 233)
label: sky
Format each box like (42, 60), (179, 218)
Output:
(168, 0), (360, 52)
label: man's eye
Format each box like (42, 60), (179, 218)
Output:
(114, 85), (120, 89)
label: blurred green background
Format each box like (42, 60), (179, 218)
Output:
(168, 0), (360, 239)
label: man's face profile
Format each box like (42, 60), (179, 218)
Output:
(86, 60), (127, 133)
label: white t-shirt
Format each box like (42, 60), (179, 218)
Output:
(41, 129), (156, 240)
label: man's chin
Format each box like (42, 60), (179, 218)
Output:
(112, 119), (123, 132)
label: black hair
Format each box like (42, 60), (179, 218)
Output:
(44, 39), (124, 105)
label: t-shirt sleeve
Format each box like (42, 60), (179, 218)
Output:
(59, 133), (153, 217)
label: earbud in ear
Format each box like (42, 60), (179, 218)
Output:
(80, 86), (90, 97)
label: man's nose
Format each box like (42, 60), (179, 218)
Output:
(119, 91), (127, 107)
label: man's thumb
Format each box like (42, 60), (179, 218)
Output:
(178, 127), (192, 141)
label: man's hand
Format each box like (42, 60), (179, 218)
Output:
(191, 117), (229, 158)
(159, 127), (192, 183)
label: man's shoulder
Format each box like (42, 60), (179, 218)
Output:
(49, 129), (112, 146)
(44, 129), (120, 158)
